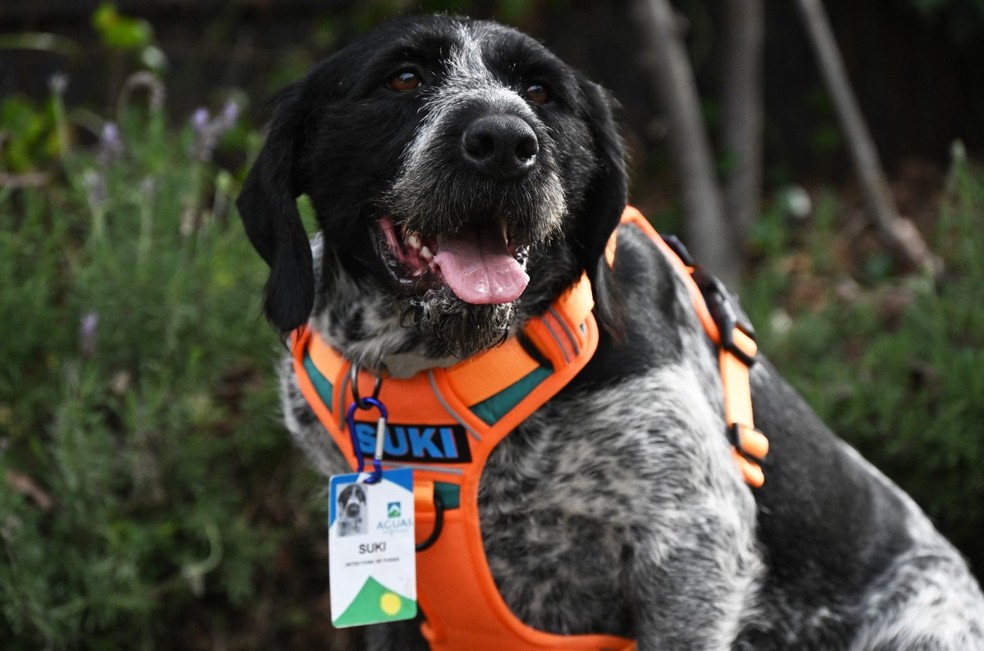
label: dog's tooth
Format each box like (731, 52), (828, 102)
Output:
(420, 246), (433, 261)
(406, 233), (422, 250)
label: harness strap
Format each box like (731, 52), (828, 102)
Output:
(293, 206), (766, 651)
(616, 206), (768, 487)
(292, 275), (635, 651)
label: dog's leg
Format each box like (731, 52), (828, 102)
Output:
(608, 363), (762, 650)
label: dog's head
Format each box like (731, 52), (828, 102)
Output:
(338, 483), (367, 518)
(238, 15), (626, 372)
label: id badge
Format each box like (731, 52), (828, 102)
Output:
(328, 468), (417, 627)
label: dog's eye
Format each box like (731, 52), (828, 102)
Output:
(388, 69), (422, 92)
(525, 83), (549, 104)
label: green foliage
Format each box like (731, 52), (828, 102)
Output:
(92, 3), (153, 51)
(0, 96), (61, 172)
(91, 3), (167, 73)
(0, 82), (321, 648)
(744, 155), (984, 579)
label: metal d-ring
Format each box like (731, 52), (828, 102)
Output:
(349, 365), (383, 408)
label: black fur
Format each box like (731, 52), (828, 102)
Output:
(239, 15), (984, 649)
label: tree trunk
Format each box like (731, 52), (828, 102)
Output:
(631, 0), (740, 287)
(796, 0), (940, 275)
(721, 0), (764, 238)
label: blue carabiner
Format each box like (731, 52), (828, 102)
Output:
(346, 396), (389, 484)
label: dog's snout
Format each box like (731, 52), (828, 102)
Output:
(461, 115), (539, 177)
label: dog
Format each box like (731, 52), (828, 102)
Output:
(237, 14), (984, 650)
(337, 483), (368, 537)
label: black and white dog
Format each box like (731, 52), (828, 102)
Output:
(337, 483), (368, 538)
(237, 14), (984, 649)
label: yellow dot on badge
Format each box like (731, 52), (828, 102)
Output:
(380, 592), (402, 615)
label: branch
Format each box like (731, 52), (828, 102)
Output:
(631, 0), (739, 287)
(721, 0), (764, 238)
(796, 0), (940, 276)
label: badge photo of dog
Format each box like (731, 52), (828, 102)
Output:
(237, 14), (984, 650)
(336, 483), (369, 538)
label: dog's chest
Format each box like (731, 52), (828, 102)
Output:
(477, 410), (637, 636)
(474, 365), (735, 637)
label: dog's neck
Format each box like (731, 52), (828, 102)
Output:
(306, 234), (517, 378)
(308, 277), (463, 378)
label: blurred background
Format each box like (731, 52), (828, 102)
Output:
(1, 1), (983, 649)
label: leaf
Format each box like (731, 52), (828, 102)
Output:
(91, 2), (153, 52)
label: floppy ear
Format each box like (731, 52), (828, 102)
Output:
(575, 81), (628, 335)
(236, 82), (314, 333)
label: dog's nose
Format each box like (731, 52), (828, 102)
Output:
(461, 115), (539, 177)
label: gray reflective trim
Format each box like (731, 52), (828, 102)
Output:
(542, 316), (572, 365)
(382, 462), (464, 476)
(428, 370), (482, 441)
(548, 306), (581, 356)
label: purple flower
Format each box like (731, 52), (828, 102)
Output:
(79, 312), (99, 358)
(98, 122), (124, 166)
(188, 101), (240, 163)
(190, 107), (210, 135)
(218, 100), (240, 129)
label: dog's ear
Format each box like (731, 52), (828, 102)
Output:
(236, 82), (314, 334)
(575, 80), (628, 336)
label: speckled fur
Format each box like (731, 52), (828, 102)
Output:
(240, 15), (984, 650)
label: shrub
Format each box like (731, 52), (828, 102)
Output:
(0, 81), (325, 648)
(744, 154), (984, 579)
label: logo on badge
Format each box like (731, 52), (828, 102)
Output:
(387, 502), (401, 518)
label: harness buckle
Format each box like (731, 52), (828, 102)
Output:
(660, 235), (758, 366)
(728, 422), (769, 462)
(692, 269), (758, 367)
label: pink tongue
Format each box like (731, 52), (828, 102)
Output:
(433, 227), (529, 304)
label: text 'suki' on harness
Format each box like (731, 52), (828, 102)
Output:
(343, 365), (447, 551)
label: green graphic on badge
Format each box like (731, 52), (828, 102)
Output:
(329, 468), (417, 628)
(333, 576), (416, 627)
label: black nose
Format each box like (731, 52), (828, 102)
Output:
(461, 114), (539, 177)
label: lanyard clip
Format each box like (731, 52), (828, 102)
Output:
(346, 366), (387, 484)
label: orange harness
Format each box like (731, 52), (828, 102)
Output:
(291, 207), (767, 650)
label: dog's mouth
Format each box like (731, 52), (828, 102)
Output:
(377, 217), (530, 305)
